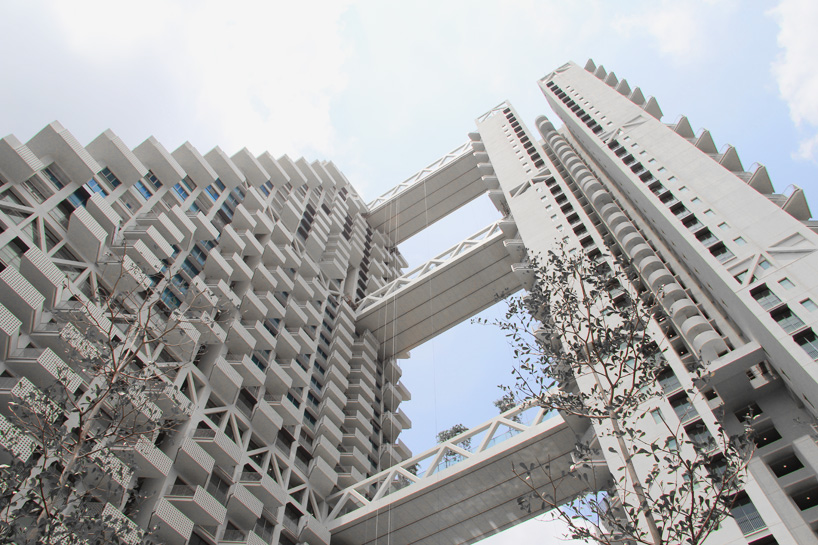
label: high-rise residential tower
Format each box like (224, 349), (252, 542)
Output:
(0, 59), (817, 545)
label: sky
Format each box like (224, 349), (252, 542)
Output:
(2, 1), (818, 542)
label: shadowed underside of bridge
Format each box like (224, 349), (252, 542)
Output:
(327, 413), (606, 545)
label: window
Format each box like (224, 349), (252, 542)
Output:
(704, 209), (715, 217)
(779, 278), (795, 290)
(145, 170), (162, 189)
(691, 197), (701, 204)
(801, 298), (818, 312)
(99, 167), (121, 188)
(795, 330), (818, 359)
(173, 182), (189, 201)
(668, 176), (677, 182)
(771, 306), (805, 334)
(134, 180), (153, 200)
(734, 270), (748, 283)
(758, 259), (772, 270)
(679, 185), (689, 193)
(718, 222), (729, 230)
(651, 409), (664, 424)
(85, 179), (108, 197)
(734, 236), (747, 246)
(730, 494), (766, 535)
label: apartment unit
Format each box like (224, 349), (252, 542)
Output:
(0, 123), (412, 545)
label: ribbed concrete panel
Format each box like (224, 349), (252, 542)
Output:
(367, 143), (485, 244)
(356, 222), (522, 358)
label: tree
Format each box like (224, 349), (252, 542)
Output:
(436, 424), (472, 468)
(480, 247), (753, 545)
(0, 247), (209, 545)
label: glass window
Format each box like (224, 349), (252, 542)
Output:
(734, 236), (747, 246)
(801, 299), (818, 312)
(134, 180), (153, 200)
(718, 222), (729, 230)
(771, 307), (805, 334)
(751, 285), (782, 310)
(679, 186), (689, 193)
(758, 259), (771, 270)
(704, 209), (715, 217)
(691, 197), (701, 204)
(796, 330), (818, 359)
(779, 278), (795, 290)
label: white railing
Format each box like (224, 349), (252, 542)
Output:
(367, 141), (474, 210)
(324, 403), (556, 523)
(356, 221), (506, 313)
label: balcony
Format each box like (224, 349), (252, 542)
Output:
(342, 427), (371, 453)
(275, 328), (301, 358)
(227, 483), (264, 527)
(313, 434), (341, 465)
(0, 376), (60, 423)
(252, 399), (284, 442)
(67, 206), (108, 262)
(175, 438), (215, 485)
(289, 327), (317, 353)
(339, 444), (371, 475)
(0, 412), (36, 462)
(204, 250), (233, 281)
(299, 512), (331, 545)
(292, 274), (314, 301)
(279, 358), (310, 389)
(226, 253), (254, 284)
(165, 484), (227, 526)
(316, 417), (343, 445)
(244, 320), (277, 351)
(229, 353), (266, 388)
(20, 248), (65, 308)
(6, 347), (82, 394)
(0, 267), (44, 332)
(264, 359), (293, 394)
(226, 318), (257, 354)
(193, 426), (242, 468)
(207, 278), (241, 309)
(209, 357), (244, 402)
(240, 291), (268, 321)
(265, 393), (302, 426)
(124, 436), (173, 478)
(262, 241), (288, 268)
(150, 383), (194, 418)
(149, 498), (194, 545)
(220, 225), (246, 255)
(123, 225), (174, 259)
(285, 298), (309, 328)
(239, 470), (288, 511)
(319, 397), (345, 426)
(92, 503), (144, 545)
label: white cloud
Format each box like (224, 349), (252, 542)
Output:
(770, 0), (818, 161)
(612, 3), (707, 62)
(48, 0), (355, 157)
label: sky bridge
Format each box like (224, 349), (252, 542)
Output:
(325, 406), (605, 545)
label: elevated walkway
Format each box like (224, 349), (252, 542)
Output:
(355, 220), (523, 358)
(366, 142), (488, 245)
(326, 405), (604, 545)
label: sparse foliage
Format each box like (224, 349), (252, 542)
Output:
(479, 247), (753, 545)
(0, 250), (208, 544)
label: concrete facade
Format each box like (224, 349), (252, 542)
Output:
(1, 58), (818, 545)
